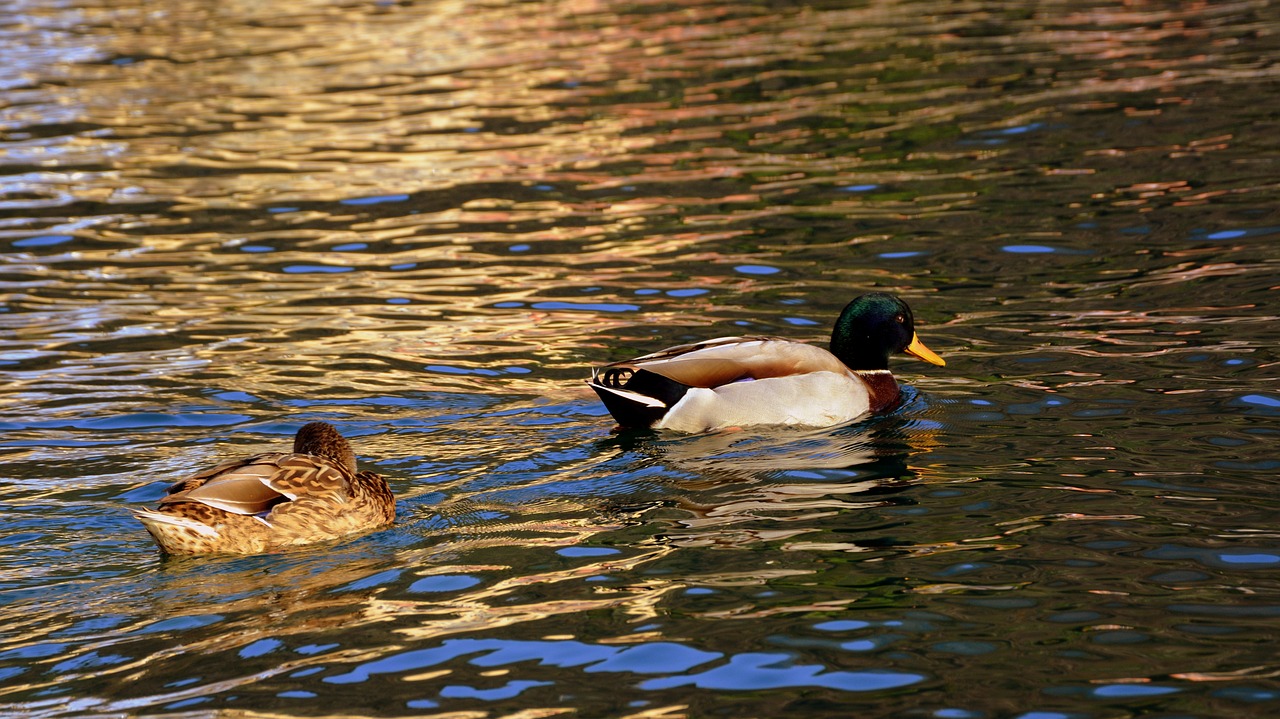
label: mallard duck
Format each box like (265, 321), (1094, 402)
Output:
(588, 292), (945, 433)
(132, 422), (394, 555)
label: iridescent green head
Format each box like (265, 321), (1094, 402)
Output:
(829, 292), (945, 371)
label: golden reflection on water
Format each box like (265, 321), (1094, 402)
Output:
(11, 0), (1280, 213)
(4, 514), (674, 709)
(385, 547), (682, 642)
(4, 0), (1280, 715)
(8, 0), (1275, 409)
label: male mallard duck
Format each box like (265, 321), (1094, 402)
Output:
(132, 422), (394, 554)
(588, 292), (945, 433)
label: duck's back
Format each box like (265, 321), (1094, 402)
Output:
(614, 337), (848, 386)
(134, 452), (391, 554)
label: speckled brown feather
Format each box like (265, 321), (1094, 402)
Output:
(132, 422), (394, 555)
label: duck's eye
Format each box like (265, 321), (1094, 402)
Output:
(895, 313), (905, 323)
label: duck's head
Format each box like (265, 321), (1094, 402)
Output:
(829, 292), (945, 371)
(293, 421), (358, 473)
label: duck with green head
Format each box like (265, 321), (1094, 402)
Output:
(588, 292), (945, 433)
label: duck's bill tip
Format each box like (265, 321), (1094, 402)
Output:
(906, 334), (946, 366)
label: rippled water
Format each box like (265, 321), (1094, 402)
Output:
(3, 0), (1280, 716)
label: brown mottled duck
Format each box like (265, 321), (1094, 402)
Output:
(132, 421), (394, 554)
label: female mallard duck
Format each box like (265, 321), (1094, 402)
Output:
(588, 292), (945, 433)
(132, 422), (394, 554)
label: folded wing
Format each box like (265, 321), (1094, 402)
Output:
(596, 337), (850, 388)
(159, 453), (349, 516)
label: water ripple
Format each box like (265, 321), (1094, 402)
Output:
(2, 0), (1280, 716)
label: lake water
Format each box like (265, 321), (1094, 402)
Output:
(2, 0), (1279, 716)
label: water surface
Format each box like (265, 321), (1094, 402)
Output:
(2, 0), (1279, 716)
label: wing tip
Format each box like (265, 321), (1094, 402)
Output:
(588, 381), (669, 428)
(131, 509), (220, 538)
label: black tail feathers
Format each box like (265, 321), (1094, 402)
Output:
(589, 368), (690, 428)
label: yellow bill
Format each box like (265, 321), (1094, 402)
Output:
(905, 333), (945, 366)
